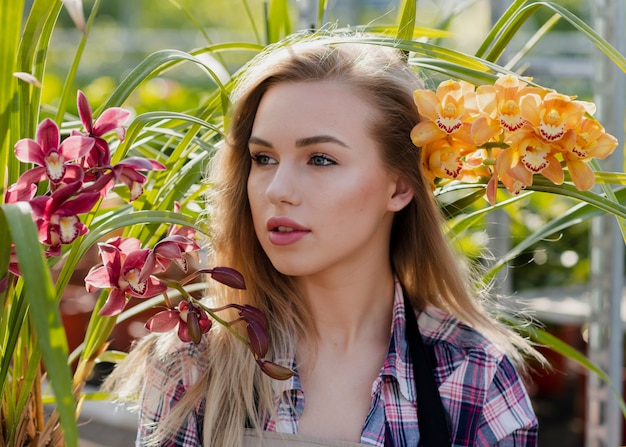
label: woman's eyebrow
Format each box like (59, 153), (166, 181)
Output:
(296, 135), (349, 148)
(248, 135), (350, 148)
(248, 136), (273, 147)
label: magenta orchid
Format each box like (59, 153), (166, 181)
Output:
(76, 90), (131, 170)
(4, 90), (291, 384)
(85, 157), (166, 201)
(145, 300), (212, 344)
(85, 236), (168, 316)
(29, 181), (101, 257)
(7, 118), (94, 201)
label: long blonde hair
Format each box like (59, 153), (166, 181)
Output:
(104, 33), (538, 447)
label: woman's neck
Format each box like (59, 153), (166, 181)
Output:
(297, 266), (395, 352)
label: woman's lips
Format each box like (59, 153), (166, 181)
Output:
(266, 217), (310, 246)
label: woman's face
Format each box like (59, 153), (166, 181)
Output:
(247, 80), (411, 281)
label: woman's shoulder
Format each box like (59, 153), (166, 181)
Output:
(417, 306), (505, 363)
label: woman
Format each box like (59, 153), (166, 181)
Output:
(105, 34), (539, 447)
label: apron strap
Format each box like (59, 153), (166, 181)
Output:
(403, 295), (451, 447)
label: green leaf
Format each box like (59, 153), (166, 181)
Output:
(515, 322), (626, 418)
(396, 0), (416, 42)
(0, 203), (77, 447)
(481, 2), (626, 71)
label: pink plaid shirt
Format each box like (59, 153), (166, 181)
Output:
(137, 282), (538, 446)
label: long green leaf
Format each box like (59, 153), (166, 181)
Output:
(396, 0), (416, 42)
(0, 0), (23, 173)
(483, 2), (626, 71)
(516, 322), (626, 417)
(475, 0), (527, 58)
(0, 203), (77, 447)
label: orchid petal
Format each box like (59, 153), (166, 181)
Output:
(61, 0), (86, 33)
(410, 121), (445, 147)
(118, 157), (166, 171)
(63, 192), (101, 215)
(59, 134), (95, 160)
(540, 155), (564, 185)
(14, 139), (45, 165)
(37, 118), (60, 154)
(5, 182), (38, 203)
(567, 160), (595, 191)
(92, 108), (131, 137)
(77, 90), (93, 133)
(98, 288), (128, 316)
(413, 89), (439, 121)
(84, 265), (113, 292)
(145, 310), (180, 332)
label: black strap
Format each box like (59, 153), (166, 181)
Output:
(404, 295), (451, 447)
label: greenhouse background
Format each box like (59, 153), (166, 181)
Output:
(2, 0), (625, 446)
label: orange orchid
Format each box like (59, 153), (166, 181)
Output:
(506, 127), (564, 184)
(421, 137), (476, 187)
(486, 147), (527, 205)
(561, 117), (619, 190)
(475, 74), (546, 134)
(411, 79), (479, 147)
(521, 91), (591, 142)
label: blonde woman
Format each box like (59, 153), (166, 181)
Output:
(105, 35), (539, 447)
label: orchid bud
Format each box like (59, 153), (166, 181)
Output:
(186, 310), (203, 344)
(209, 266), (246, 289)
(257, 360), (295, 381)
(246, 320), (269, 358)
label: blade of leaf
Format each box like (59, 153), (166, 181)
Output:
(1, 202), (78, 447)
(396, 0), (416, 42)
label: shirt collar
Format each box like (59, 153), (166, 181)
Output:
(379, 279), (415, 402)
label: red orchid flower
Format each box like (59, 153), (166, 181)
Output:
(76, 90), (131, 170)
(140, 234), (201, 283)
(29, 181), (101, 257)
(140, 205), (201, 281)
(84, 157), (166, 202)
(85, 236), (167, 316)
(145, 300), (212, 344)
(8, 118), (94, 201)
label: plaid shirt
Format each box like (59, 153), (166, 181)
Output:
(137, 282), (538, 446)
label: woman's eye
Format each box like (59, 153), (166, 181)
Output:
(251, 154), (276, 165)
(309, 154), (336, 166)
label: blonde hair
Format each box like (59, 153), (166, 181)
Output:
(104, 33), (538, 447)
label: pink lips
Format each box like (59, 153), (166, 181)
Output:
(266, 217), (310, 246)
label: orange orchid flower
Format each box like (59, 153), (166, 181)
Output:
(421, 137), (477, 187)
(506, 127), (564, 184)
(475, 74), (546, 134)
(561, 117), (619, 190)
(411, 80), (478, 147)
(521, 91), (591, 142)
(487, 147), (527, 205)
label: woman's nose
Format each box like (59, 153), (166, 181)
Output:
(265, 163), (300, 206)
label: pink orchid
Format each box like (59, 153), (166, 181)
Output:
(140, 205), (201, 281)
(76, 90), (131, 170)
(145, 300), (212, 344)
(140, 234), (201, 283)
(29, 181), (101, 257)
(85, 236), (168, 316)
(8, 118), (94, 201)
(84, 157), (166, 202)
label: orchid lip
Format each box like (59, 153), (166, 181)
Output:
(266, 217), (308, 232)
